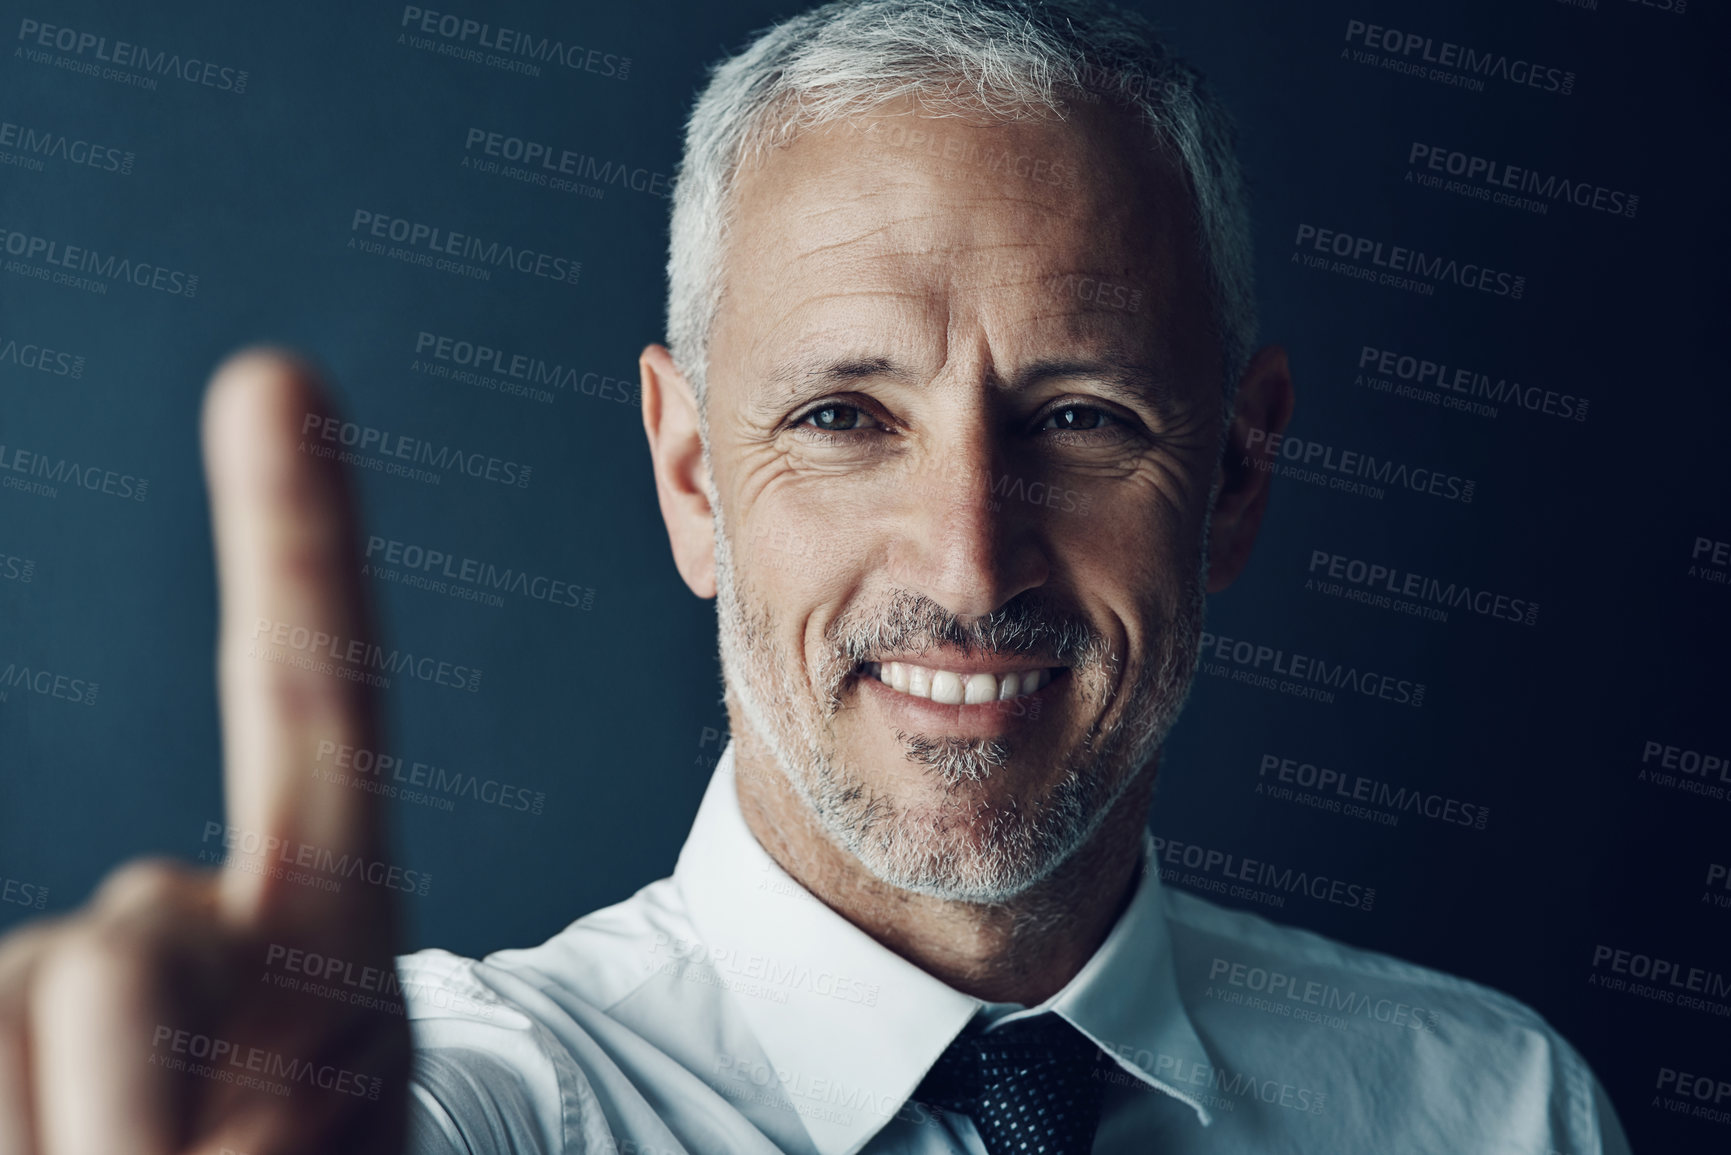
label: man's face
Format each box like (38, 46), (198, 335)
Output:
(702, 97), (1226, 902)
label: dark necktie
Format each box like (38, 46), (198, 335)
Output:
(913, 1013), (1111, 1155)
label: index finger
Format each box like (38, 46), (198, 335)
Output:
(201, 349), (384, 924)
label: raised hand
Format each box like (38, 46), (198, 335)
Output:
(0, 351), (409, 1155)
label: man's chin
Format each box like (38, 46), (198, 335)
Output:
(801, 752), (1105, 902)
(836, 801), (1078, 904)
(833, 728), (1074, 804)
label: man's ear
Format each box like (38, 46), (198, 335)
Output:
(1206, 344), (1296, 595)
(640, 343), (717, 599)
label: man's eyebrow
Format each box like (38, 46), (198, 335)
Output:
(1008, 357), (1193, 418)
(752, 355), (910, 417)
(748, 352), (1195, 420)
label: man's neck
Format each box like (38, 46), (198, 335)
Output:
(731, 728), (1157, 1007)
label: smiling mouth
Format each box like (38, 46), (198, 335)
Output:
(861, 660), (1062, 705)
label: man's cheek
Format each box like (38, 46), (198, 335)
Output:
(1051, 478), (1192, 581)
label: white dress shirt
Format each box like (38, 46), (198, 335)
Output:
(399, 744), (1631, 1154)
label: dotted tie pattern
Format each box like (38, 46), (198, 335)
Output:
(913, 1013), (1111, 1155)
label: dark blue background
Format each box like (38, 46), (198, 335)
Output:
(1, 1), (1724, 1149)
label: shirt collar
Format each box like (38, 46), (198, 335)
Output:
(673, 744), (1214, 1155)
(1006, 833), (1217, 1128)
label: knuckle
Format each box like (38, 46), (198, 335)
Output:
(0, 940), (42, 1016)
(92, 857), (196, 915)
(53, 917), (150, 974)
(27, 923), (161, 1031)
(0, 917), (65, 997)
(31, 918), (176, 1021)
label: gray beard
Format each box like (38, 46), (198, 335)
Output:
(901, 733), (1008, 786)
(712, 503), (1208, 905)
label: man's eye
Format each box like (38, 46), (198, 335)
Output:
(799, 403), (875, 431)
(1039, 405), (1115, 432)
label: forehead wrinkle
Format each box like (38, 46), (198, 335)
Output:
(785, 182), (1075, 259)
(781, 190), (952, 246)
(780, 287), (934, 307)
(748, 286), (935, 356)
(1015, 305), (1144, 326)
(780, 210), (1141, 302)
(788, 220), (919, 260)
(955, 238), (1046, 255)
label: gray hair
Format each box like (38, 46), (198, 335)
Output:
(664, 0), (1258, 419)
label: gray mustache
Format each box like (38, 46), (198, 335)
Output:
(831, 590), (1107, 669)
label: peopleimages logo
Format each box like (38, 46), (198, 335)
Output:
(364, 534), (595, 612)
(1654, 1066), (1731, 1129)
(854, 119), (1082, 191)
(1152, 835), (1376, 913)
(249, 616), (483, 694)
(1588, 944), (1731, 1016)
(0, 224), (197, 297)
(200, 821), (433, 897)
(1199, 630), (1426, 708)
(348, 211), (580, 287)
(1206, 956), (1442, 1033)
(462, 129), (669, 199)
(1690, 536), (1729, 589)
(1342, 19), (1575, 96)
(314, 740), (546, 816)
(1406, 143), (1637, 220)
(1245, 428), (1474, 504)
(0, 332), (85, 377)
(1293, 224), (1524, 300)
(398, 6), (630, 80)
(1, 873), (48, 910)
(1306, 548), (1539, 627)
(1257, 753), (1490, 831)
(0, 118), (134, 176)
(150, 1025), (381, 1099)
(0, 440), (149, 502)
(0, 660), (99, 706)
(1638, 738), (1729, 803)
(648, 933), (881, 1008)
(1357, 344), (1587, 424)
(15, 18), (250, 93)
(299, 412), (531, 490)
(1126, 1050), (1328, 1116)
(412, 330), (638, 407)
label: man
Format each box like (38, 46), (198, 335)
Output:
(0, 1), (1631, 1152)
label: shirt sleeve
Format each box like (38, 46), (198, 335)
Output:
(1588, 1068), (1634, 1155)
(398, 949), (618, 1155)
(408, 1044), (558, 1155)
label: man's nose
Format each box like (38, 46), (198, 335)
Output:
(886, 442), (1050, 619)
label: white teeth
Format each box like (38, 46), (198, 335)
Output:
(871, 662), (1055, 704)
(964, 674), (997, 705)
(930, 671), (965, 705)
